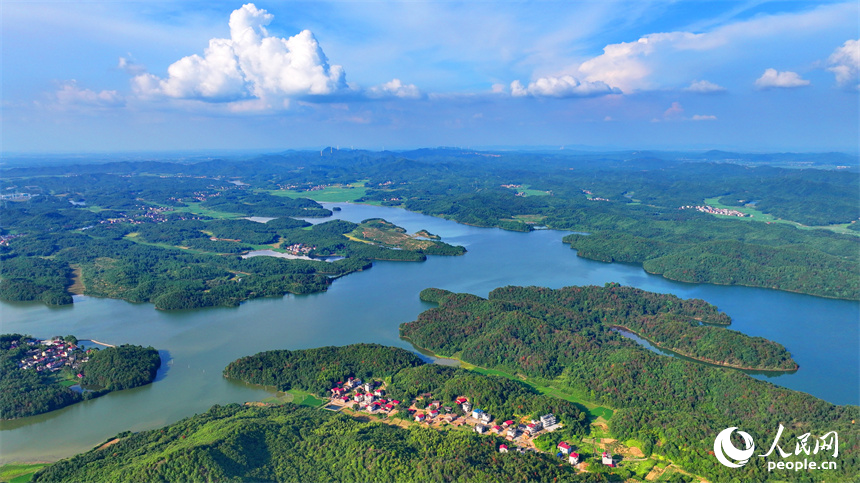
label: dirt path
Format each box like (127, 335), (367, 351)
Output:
(96, 438), (121, 451)
(68, 266), (85, 295)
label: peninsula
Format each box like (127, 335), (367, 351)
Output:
(0, 334), (161, 420)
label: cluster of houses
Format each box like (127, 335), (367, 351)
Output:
(329, 378), (402, 414)
(0, 233), (24, 246)
(499, 440), (616, 469)
(15, 338), (87, 373)
(323, 380), (620, 471)
(93, 202), (204, 228)
(168, 190), (221, 203)
(679, 205), (749, 217)
(0, 192), (37, 201)
(275, 182), (338, 192)
(581, 189), (610, 201)
(501, 184), (523, 189)
(554, 442), (615, 468)
(307, 184), (332, 192)
(137, 206), (177, 224)
(285, 243), (315, 256)
(411, 397), (563, 448)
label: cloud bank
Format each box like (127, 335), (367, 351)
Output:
(132, 3), (348, 103)
(510, 75), (619, 98)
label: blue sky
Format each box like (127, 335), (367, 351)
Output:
(2, 1), (858, 153)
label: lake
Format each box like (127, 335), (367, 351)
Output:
(1, 203), (857, 463)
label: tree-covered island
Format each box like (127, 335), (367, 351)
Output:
(0, 334), (161, 420)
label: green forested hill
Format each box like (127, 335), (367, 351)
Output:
(32, 404), (604, 483)
(400, 286), (859, 482)
(224, 344), (426, 394)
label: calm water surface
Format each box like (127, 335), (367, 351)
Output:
(1, 203), (858, 463)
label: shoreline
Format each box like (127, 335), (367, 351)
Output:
(607, 324), (799, 372)
(640, 266), (857, 301)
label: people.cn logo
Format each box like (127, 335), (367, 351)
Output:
(714, 427), (756, 468)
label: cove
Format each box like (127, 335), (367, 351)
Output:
(1, 202), (857, 464)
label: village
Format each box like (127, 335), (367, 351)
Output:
(323, 378), (620, 472)
(14, 338), (89, 374)
(679, 204), (749, 217)
(283, 243), (315, 256)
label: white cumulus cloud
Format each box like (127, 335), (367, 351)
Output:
(132, 3), (347, 103)
(691, 114), (717, 121)
(828, 39), (859, 90)
(577, 32), (706, 93)
(509, 75), (619, 98)
(55, 80), (124, 108)
(754, 68), (810, 89)
(684, 80), (726, 93)
(366, 79), (422, 99)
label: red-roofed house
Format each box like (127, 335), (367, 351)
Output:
(499, 444), (508, 453)
(503, 420), (515, 427)
(569, 453), (580, 465)
(415, 413), (426, 422)
(557, 442), (571, 454)
(602, 452), (615, 467)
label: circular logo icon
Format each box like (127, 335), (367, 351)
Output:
(714, 427), (756, 468)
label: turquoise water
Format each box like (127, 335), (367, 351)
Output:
(1, 203), (857, 463)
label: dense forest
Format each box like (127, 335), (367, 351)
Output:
(400, 287), (859, 482)
(32, 404), (609, 483)
(2, 149), (856, 302)
(411, 285), (795, 371)
(0, 334), (161, 419)
(224, 344), (426, 395)
(80, 345), (162, 391)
